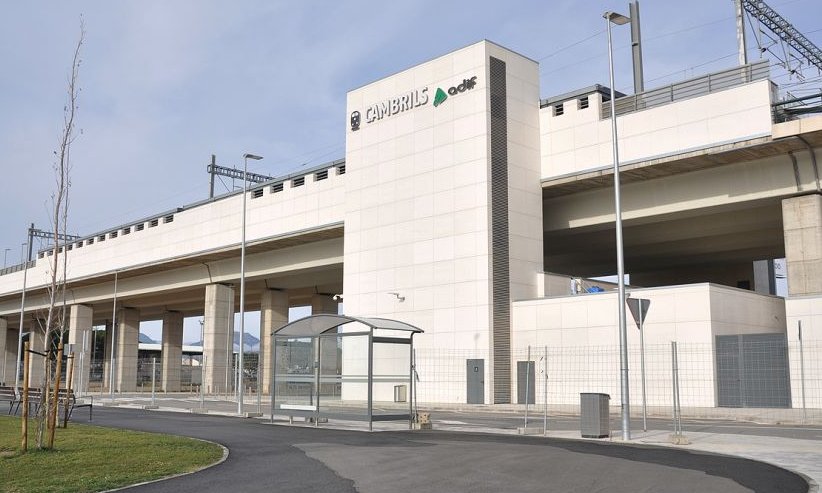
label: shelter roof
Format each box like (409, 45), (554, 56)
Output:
(273, 314), (424, 337)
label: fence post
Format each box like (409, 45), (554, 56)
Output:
(21, 341), (30, 452)
(543, 345), (548, 435)
(200, 354), (206, 409)
(151, 357), (156, 407)
(63, 354), (75, 428)
(524, 346), (531, 429)
(799, 321), (807, 423)
(257, 352), (262, 414)
(670, 341), (687, 444)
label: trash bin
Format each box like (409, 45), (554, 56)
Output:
(580, 393), (610, 438)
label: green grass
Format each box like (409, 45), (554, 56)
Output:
(0, 416), (224, 493)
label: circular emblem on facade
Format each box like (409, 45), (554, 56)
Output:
(350, 111), (361, 131)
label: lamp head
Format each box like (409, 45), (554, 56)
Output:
(604, 11), (630, 25)
(243, 153), (263, 161)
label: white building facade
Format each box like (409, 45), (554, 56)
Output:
(1, 41), (821, 413)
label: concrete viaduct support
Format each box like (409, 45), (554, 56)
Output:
(783, 194), (822, 296)
(203, 283), (234, 394)
(1, 317), (11, 385)
(103, 319), (113, 391)
(311, 294), (338, 315)
(116, 308), (140, 392)
(28, 319), (46, 387)
(68, 304), (93, 395)
(162, 311), (184, 392)
(260, 290), (288, 394)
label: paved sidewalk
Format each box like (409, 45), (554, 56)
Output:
(84, 394), (820, 492)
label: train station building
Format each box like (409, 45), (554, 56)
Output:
(1, 40), (821, 413)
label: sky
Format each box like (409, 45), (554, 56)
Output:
(1, 0), (820, 341)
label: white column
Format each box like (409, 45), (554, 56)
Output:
(783, 195), (822, 296)
(311, 294), (338, 315)
(115, 308), (140, 392)
(161, 311), (184, 392)
(203, 283), (235, 394)
(28, 320), (46, 387)
(103, 320), (113, 390)
(260, 290), (288, 394)
(68, 305), (93, 394)
(0, 317), (8, 385)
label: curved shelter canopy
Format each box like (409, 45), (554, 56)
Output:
(271, 314), (423, 431)
(273, 314), (423, 338)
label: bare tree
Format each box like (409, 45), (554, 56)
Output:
(34, 19), (84, 450)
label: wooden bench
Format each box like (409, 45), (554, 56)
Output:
(0, 385), (93, 421)
(0, 385), (18, 414)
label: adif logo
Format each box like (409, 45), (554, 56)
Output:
(434, 76), (478, 107)
(433, 88), (448, 107)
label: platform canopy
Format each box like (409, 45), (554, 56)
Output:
(273, 313), (423, 338)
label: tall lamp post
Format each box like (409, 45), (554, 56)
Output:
(605, 10), (631, 441)
(238, 153), (263, 415)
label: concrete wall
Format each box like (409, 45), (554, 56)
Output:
(785, 296), (822, 409)
(540, 79), (773, 180)
(511, 284), (785, 407)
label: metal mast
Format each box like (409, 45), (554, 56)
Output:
(741, 0), (822, 72)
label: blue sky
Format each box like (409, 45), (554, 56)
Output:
(1, 1), (819, 341)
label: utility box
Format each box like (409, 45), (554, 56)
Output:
(580, 393), (610, 438)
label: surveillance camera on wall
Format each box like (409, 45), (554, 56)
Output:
(332, 294), (343, 301)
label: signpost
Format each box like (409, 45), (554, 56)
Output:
(626, 297), (651, 431)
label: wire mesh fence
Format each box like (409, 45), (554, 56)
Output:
(75, 337), (822, 424)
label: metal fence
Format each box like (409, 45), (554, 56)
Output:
(77, 338), (822, 424)
(600, 60), (770, 119)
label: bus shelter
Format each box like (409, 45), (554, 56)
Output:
(270, 314), (423, 430)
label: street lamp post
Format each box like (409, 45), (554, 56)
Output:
(605, 10), (632, 441)
(238, 153), (263, 416)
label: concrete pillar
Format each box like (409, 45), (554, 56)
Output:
(753, 260), (776, 295)
(0, 317), (8, 385)
(161, 311), (184, 392)
(203, 283), (235, 394)
(103, 320), (113, 390)
(311, 294), (339, 315)
(68, 305), (93, 395)
(28, 320), (46, 387)
(115, 308), (140, 392)
(783, 195), (822, 296)
(260, 290), (288, 394)
(310, 294), (340, 392)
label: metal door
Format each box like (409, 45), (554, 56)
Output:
(716, 334), (791, 408)
(716, 336), (742, 407)
(516, 361), (535, 404)
(466, 359), (484, 404)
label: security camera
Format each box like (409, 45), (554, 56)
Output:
(332, 294), (343, 301)
(387, 292), (405, 302)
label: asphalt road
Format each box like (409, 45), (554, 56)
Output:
(88, 408), (808, 493)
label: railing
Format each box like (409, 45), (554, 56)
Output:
(0, 260), (35, 277)
(772, 91), (822, 122)
(601, 60), (771, 119)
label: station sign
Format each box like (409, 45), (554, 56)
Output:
(351, 75), (478, 132)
